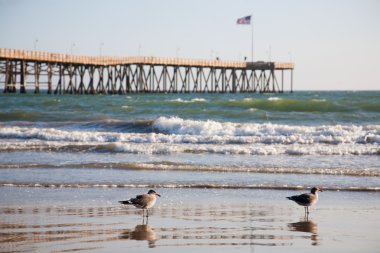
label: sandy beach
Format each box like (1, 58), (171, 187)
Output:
(1, 187), (379, 253)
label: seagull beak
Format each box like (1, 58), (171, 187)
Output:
(319, 188), (323, 192)
(156, 193), (161, 197)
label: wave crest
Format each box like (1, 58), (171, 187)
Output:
(1, 117), (379, 156)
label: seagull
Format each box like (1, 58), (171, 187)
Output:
(286, 187), (322, 215)
(119, 190), (161, 218)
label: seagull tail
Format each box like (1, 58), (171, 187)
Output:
(286, 197), (293, 200)
(119, 200), (132, 205)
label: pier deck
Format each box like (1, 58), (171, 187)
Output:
(0, 48), (294, 94)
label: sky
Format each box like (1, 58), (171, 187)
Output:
(0, 0), (379, 90)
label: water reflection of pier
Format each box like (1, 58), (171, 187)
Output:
(0, 48), (294, 94)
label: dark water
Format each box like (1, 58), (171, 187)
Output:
(1, 91), (380, 124)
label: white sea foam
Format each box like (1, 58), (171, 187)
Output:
(167, 98), (184, 102)
(152, 117), (380, 144)
(312, 99), (327, 102)
(0, 117), (379, 156)
(167, 98), (207, 103)
(0, 139), (379, 156)
(268, 97), (282, 101)
(191, 98), (207, 102)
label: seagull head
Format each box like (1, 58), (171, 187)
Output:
(311, 187), (323, 194)
(148, 189), (161, 197)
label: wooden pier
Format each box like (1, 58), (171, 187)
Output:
(0, 48), (294, 94)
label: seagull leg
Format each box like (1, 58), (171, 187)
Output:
(142, 209), (149, 224)
(305, 207), (310, 220)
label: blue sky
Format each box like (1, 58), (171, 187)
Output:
(0, 0), (379, 90)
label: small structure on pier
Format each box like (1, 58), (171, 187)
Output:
(0, 48), (294, 94)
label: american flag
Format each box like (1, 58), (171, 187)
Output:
(236, 15), (251, 25)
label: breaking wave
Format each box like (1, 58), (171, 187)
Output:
(152, 117), (380, 142)
(1, 141), (379, 156)
(0, 117), (379, 156)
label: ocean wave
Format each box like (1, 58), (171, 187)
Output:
(0, 182), (378, 192)
(166, 98), (208, 103)
(267, 97), (282, 101)
(121, 105), (132, 110)
(311, 99), (327, 102)
(152, 117), (380, 143)
(1, 140), (379, 156)
(0, 118), (379, 155)
(225, 97), (349, 112)
(1, 162), (380, 177)
(1, 93), (379, 125)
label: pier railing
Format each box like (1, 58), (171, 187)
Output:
(0, 48), (294, 69)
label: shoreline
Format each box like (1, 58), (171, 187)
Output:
(1, 187), (379, 252)
(0, 182), (379, 192)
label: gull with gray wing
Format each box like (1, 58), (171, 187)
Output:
(286, 187), (322, 216)
(119, 190), (161, 218)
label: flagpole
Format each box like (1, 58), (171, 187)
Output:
(251, 14), (254, 62)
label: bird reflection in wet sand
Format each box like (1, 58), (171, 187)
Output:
(288, 217), (320, 246)
(120, 224), (157, 248)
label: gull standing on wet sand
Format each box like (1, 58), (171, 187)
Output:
(286, 187), (322, 215)
(119, 190), (161, 218)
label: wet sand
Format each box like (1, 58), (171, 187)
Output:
(1, 187), (379, 253)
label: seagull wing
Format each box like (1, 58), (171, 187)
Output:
(129, 194), (150, 208)
(287, 193), (314, 206)
(292, 193), (312, 203)
(119, 194), (144, 205)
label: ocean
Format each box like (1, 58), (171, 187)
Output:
(0, 91), (379, 191)
(1, 91), (380, 252)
